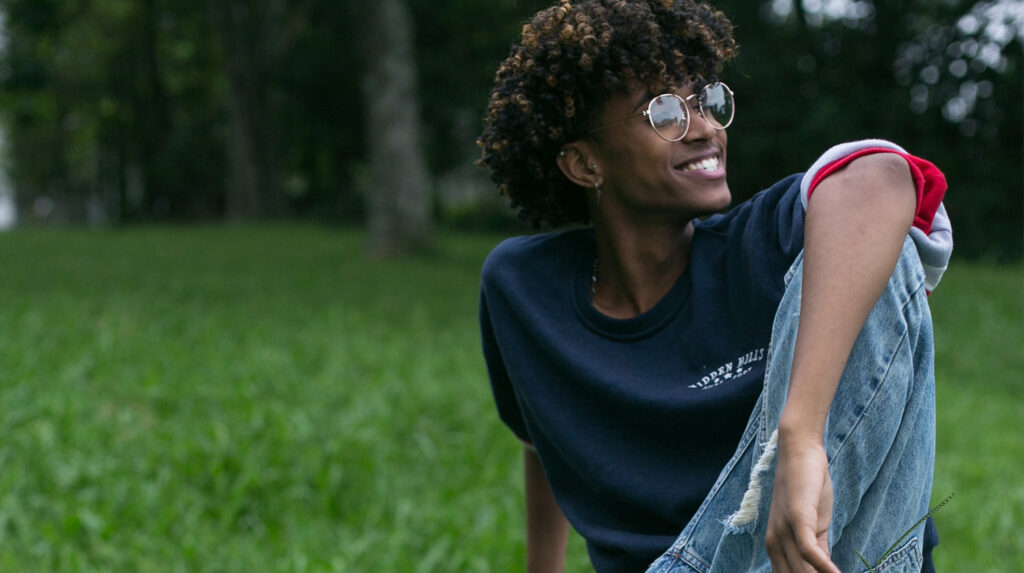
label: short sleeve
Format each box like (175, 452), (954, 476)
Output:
(764, 175), (807, 266)
(729, 175), (807, 292)
(479, 280), (533, 444)
(692, 176), (807, 316)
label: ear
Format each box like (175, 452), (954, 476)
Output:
(556, 143), (602, 190)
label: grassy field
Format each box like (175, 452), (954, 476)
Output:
(0, 226), (1020, 572)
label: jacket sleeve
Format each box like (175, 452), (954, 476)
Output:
(799, 139), (953, 292)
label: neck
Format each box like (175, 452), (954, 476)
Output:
(592, 217), (695, 318)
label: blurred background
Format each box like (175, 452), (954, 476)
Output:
(0, 1), (1021, 571)
(0, 0), (1020, 258)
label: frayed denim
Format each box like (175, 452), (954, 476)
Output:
(647, 237), (936, 573)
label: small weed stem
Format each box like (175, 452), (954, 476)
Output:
(855, 491), (954, 572)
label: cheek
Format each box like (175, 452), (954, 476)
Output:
(603, 138), (650, 170)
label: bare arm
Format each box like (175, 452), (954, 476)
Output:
(524, 445), (570, 573)
(766, 153), (917, 572)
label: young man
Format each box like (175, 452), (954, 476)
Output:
(477, 1), (950, 571)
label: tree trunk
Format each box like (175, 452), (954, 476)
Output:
(362, 0), (434, 256)
(212, 0), (285, 220)
(135, 0), (172, 220)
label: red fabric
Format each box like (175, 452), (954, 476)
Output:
(806, 148), (948, 234)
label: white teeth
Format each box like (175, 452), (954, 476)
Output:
(684, 156), (720, 172)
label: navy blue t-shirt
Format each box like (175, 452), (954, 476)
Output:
(479, 175), (938, 571)
(480, 175), (804, 571)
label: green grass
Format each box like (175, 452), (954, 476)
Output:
(928, 258), (1024, 571)
(0, 226), (1019, 571)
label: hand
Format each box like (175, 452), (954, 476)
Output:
(765, 435), (841, 573)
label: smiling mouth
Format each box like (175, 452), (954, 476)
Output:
(680, 155), (721, 173)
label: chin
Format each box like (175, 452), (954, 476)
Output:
(705, 182), (733, 213)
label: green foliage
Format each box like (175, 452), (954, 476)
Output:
(408, 0), (552, 171)
(275, 2), (364, 222)
(0, 0), (226, 222)
(0, 1), (1019, 258)
(0, 226), (520, 570)
(0, 226), (1020, 570)
(927, 257), (1024, 570)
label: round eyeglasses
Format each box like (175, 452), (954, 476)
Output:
(588, 82), (735, 142)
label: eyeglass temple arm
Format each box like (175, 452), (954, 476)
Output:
(586, 111), (647, 136)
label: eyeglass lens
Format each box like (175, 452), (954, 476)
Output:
(648, 83), (734, 141)
(700, 83), (734, 129)
(649, 96), (688, 141)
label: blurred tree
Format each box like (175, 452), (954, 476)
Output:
(0, 0), (79, 223)
(0, 0), (225, 224)
(0, 0), (1017, 259)
(210, 0), (286, 219)
(276, 0), (364, 222)
(893, 0), (1023, 260)
(408, 0), (550, 172)
(407, 0), (550, 230)
(359, 0), (433, 255)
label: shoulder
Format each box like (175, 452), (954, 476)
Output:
(479, 229), (591, 342)
(749, 173), (804, 213)
(694, 174), (807, 287)
(481, 228), (593, 292)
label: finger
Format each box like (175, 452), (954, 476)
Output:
(769, 545), (791, 573)
(766, 527), (790, 573)
(816, 530), (831, 564)
(782, 540), (814, 573)
(792, 526), (840, 573)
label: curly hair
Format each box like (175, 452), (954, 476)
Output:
(477, 0), (737, 228)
